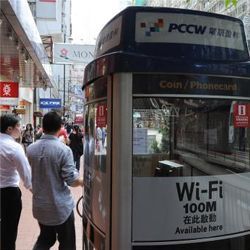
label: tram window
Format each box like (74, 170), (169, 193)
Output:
(132, 98), (250, 177)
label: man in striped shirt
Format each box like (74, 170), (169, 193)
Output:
(27, 111), (83, 250)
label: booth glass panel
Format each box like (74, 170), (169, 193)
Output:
(84, 101), (107, 233)
(83, 78), (108, 249)
(132, 97), (250, 247)
(132, 98), (250, 177)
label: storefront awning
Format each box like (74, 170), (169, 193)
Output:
(0, 0), (58, 96)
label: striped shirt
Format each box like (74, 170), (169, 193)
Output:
(27, 134), (79, 225)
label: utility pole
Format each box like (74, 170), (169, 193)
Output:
(63, 65), (66, 117)
(63, 33), (66, 118)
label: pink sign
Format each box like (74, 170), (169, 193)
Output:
(96, 104), (107, 128)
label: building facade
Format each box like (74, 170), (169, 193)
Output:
(28, 0), (72, 124)
(0, 0), (58, 126)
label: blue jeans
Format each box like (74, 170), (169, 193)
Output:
(33, 211), (76, 250)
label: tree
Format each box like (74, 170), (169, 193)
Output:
(186, 0), (238, 7)
(225, 0), (238, 7)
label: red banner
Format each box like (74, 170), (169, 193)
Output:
(74, 114), (84, 124)
(0, 105), (10, 110)
(233, 103), (250, 128)
(0, 82), (19, 98)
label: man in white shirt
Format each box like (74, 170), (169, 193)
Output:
(0, 114), (32, 250)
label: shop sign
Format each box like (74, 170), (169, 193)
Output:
(34, 111), (43, 117)
(13, 103), (26, 115)
(96, 104), (107, 128)
(233, 103), (250, 128)
(39, 98), (61, 109)
(0, 81), (19, 105)
(0, 105), (10, 110)
(14, 108), (26, 115)
(53, 44), (95, 64)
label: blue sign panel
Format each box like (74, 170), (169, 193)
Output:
(39, 98), (61, 109)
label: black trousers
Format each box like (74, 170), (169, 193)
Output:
(72, 151), (81, 171)
(75, 157), (81, 171)
(33, 211), (76, 250)
(0, 187), (22, 250)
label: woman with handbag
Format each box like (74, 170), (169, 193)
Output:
(21, 123), (34, 153)
(69, 125), (83, 171)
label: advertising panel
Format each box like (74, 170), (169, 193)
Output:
(133, 174), (250, 241)
(96, 104), (107, 128)
(233, 103), (250, 128)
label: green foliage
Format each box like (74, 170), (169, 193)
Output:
(232, 0), (238, 6)
(186, 0), (238, 7)
(151, 139), (160, 153)
(159, 125), (169, 153)
(225, 0), (238, 6)
(160, 136), (169, 152)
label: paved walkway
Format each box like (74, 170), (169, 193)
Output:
(16, 165), (83, 250)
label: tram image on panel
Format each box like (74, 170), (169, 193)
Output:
(82, 6), (250, 250)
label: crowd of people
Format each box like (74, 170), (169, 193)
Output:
(16, 120), (84, 169)
(0, 112), (84, 250)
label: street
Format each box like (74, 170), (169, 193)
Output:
(16, 160), (84, 250)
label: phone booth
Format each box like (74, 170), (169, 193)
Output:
(82, 7), (250, 250)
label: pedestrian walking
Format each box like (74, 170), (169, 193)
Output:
(26, 111), (84, 250)
(0, 114), (32, 250)
(34, 124), (43, 141)
(69, 125), (83, 170)
(66, 122), (73, 135)
(21, 123), (34, 152)
(58, 121), (69, 144)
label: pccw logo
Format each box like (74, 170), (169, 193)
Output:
(140, 18), (207, 36)
(168, 23), (207, 34)
(140, 18), (164, 36)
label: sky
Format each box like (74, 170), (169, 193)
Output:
(71, 0), (126, 44)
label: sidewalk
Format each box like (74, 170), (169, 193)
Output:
(16, 165), (84, 250)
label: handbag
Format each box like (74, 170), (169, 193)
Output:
(21, 136), (26, 143)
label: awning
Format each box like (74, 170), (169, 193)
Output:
(0, 0), (58, 96)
